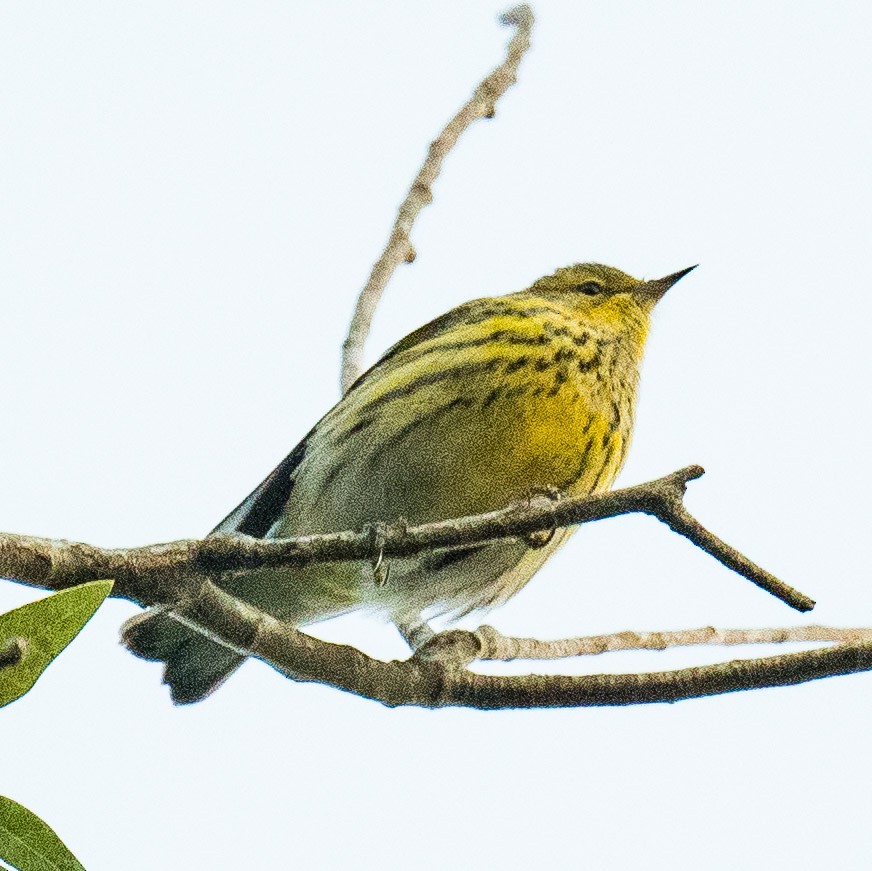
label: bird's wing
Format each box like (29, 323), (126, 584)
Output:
(343, 298), (489, 393)
(212, 297), (495, 537)
(210, 434), (311, 536)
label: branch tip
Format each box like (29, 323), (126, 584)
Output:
(665, 464), (705, 495)
(499, 5), (534, 29)
(682, 464), (706, 484)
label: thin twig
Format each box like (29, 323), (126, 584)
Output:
(466, 624), (872, 661)
(339, 4), (534, 392)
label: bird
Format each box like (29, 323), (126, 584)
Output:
(121, 261), (695, 703)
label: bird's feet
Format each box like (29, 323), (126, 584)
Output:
(396, 619), (436, 651)
(523, 485), (563, 548)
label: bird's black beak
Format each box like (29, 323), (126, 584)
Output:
(637, 264), (697, 304)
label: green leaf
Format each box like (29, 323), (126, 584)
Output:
(0, 796), (85, 871)
(0, 581), (113, 708)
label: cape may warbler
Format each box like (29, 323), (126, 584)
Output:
(123, 262), (694, 702)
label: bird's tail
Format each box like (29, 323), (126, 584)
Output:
(120, 607), (244, 704)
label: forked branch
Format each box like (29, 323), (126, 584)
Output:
(0, 466), (813, 613)
(196, 465), (813, 612)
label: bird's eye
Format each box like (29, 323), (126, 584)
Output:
(573, 281), (602, 296)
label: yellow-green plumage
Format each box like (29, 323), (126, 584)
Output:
(121, 262), (693, 702)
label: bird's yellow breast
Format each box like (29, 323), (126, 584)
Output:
(294, 296), (639, 534)
(402, 362), (627, 520)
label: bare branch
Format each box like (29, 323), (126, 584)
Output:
(200, 464), (814, 611)
(467, 624), (872, 661)
(440, 643), (872, 708)
(0, 477), (858, 708)
(0, 466), (814, 612)
(177, 589), (872, 708)
(64, 570), (872, 709)
(339, 4), (534, 392)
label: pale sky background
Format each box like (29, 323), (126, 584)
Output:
(1, 2), (871, 869)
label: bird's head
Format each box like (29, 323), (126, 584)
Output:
(528, 262), (696, 339)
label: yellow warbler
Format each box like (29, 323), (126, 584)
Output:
(122, 262), (694, 702)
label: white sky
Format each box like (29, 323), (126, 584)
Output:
(1, 2), (871, 868)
